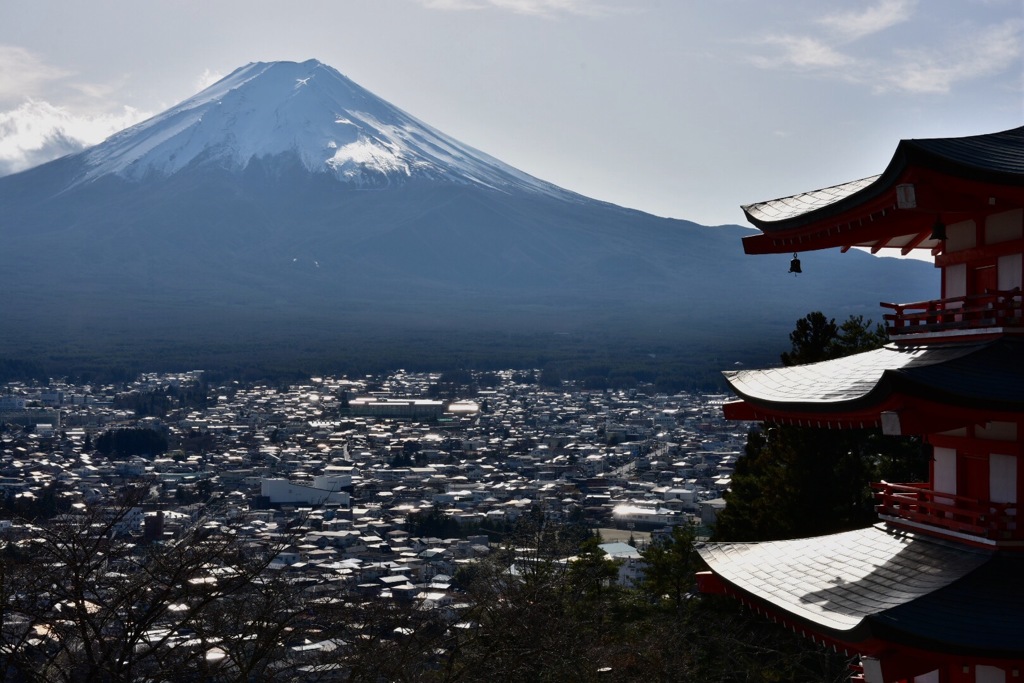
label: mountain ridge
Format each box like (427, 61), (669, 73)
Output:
(71, 60), (579, 202)
(0, 59), (937, 374)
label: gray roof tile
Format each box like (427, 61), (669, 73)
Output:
(743, 175), (880, 224)
(724, 338), (1024, 412)
(698, 525), (989, 632)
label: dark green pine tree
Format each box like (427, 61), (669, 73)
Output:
(639, 523), (700, 611)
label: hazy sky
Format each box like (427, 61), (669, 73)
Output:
(1, 0), (1021, 226)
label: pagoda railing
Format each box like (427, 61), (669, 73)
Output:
(880, 288), (1022, 337)
(872, 481), (1020, 542)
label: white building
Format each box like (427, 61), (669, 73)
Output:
(598, 541), (645, 587)
(611, 504), (681, 530)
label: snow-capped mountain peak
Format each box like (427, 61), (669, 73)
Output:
(77, 59), (571, 198)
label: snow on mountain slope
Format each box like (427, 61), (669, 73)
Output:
(77, 59), (576, 199)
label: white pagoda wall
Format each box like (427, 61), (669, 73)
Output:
(941, 209), (1022, 299)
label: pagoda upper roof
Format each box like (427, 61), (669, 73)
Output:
(740, 126), (1024, 254)
(722, 337), (1024, 431)
(743, 175), (881, 225)
(698, 525), (1024, 657)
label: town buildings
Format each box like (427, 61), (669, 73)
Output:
(0, 367), (741, 615)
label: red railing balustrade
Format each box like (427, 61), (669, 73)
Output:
(881, 288), (1022, 337)
(872, 481), (1019, 542)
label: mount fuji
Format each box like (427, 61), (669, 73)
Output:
(73, 60), (576, 199)
(0, 59), (934, 373)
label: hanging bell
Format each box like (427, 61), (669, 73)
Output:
(929, 217), (947, 241)
(789, 253), (802, 274)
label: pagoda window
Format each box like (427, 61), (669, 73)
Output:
(983, 422), (1020, 520)
(985, 208), (1022, 244)
(943, 263), (967, 300)
(997, 253), (1022, 290)
(946, 218), (978, 252)
(976, 665), (1008, 683)
(933, 446), (957, 501)
(989, 453), (1016, 506)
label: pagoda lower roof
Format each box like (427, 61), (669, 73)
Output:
(698, 525), (1024, 657)
(723, 337), (1024, 419)
(740, 126), (1024, 254)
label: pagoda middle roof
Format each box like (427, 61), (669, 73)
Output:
(740, 126), (1024, 254)
(723, 337), (1024, 415)
(698, 525), (1024, 657)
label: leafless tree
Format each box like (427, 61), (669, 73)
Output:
(0, 499), (295, 682)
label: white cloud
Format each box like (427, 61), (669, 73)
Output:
(413, 0), (613, 16)
(71, 75), (134, 103)
(0, 99), (149, 176)
(0, 46), (140, 112)
(0, 46), (72, 103)
(875, 19), (1024, 94)
(748, 13), (1022, 97)
(818, 0), (916, 41)
(196, 68), (225, 91)
(417, 0), (485, 8)
(751, 35), (852, 70)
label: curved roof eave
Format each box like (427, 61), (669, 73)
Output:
(697, 525), (990, 635)
(700, 526), (1024, 657)
(741, 126), (1024, 234)
(722, 338), (1024, 416)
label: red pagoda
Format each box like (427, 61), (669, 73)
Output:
(697, 127), (1024, 682)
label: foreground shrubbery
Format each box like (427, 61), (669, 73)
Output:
(0, 504), (849, 682)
